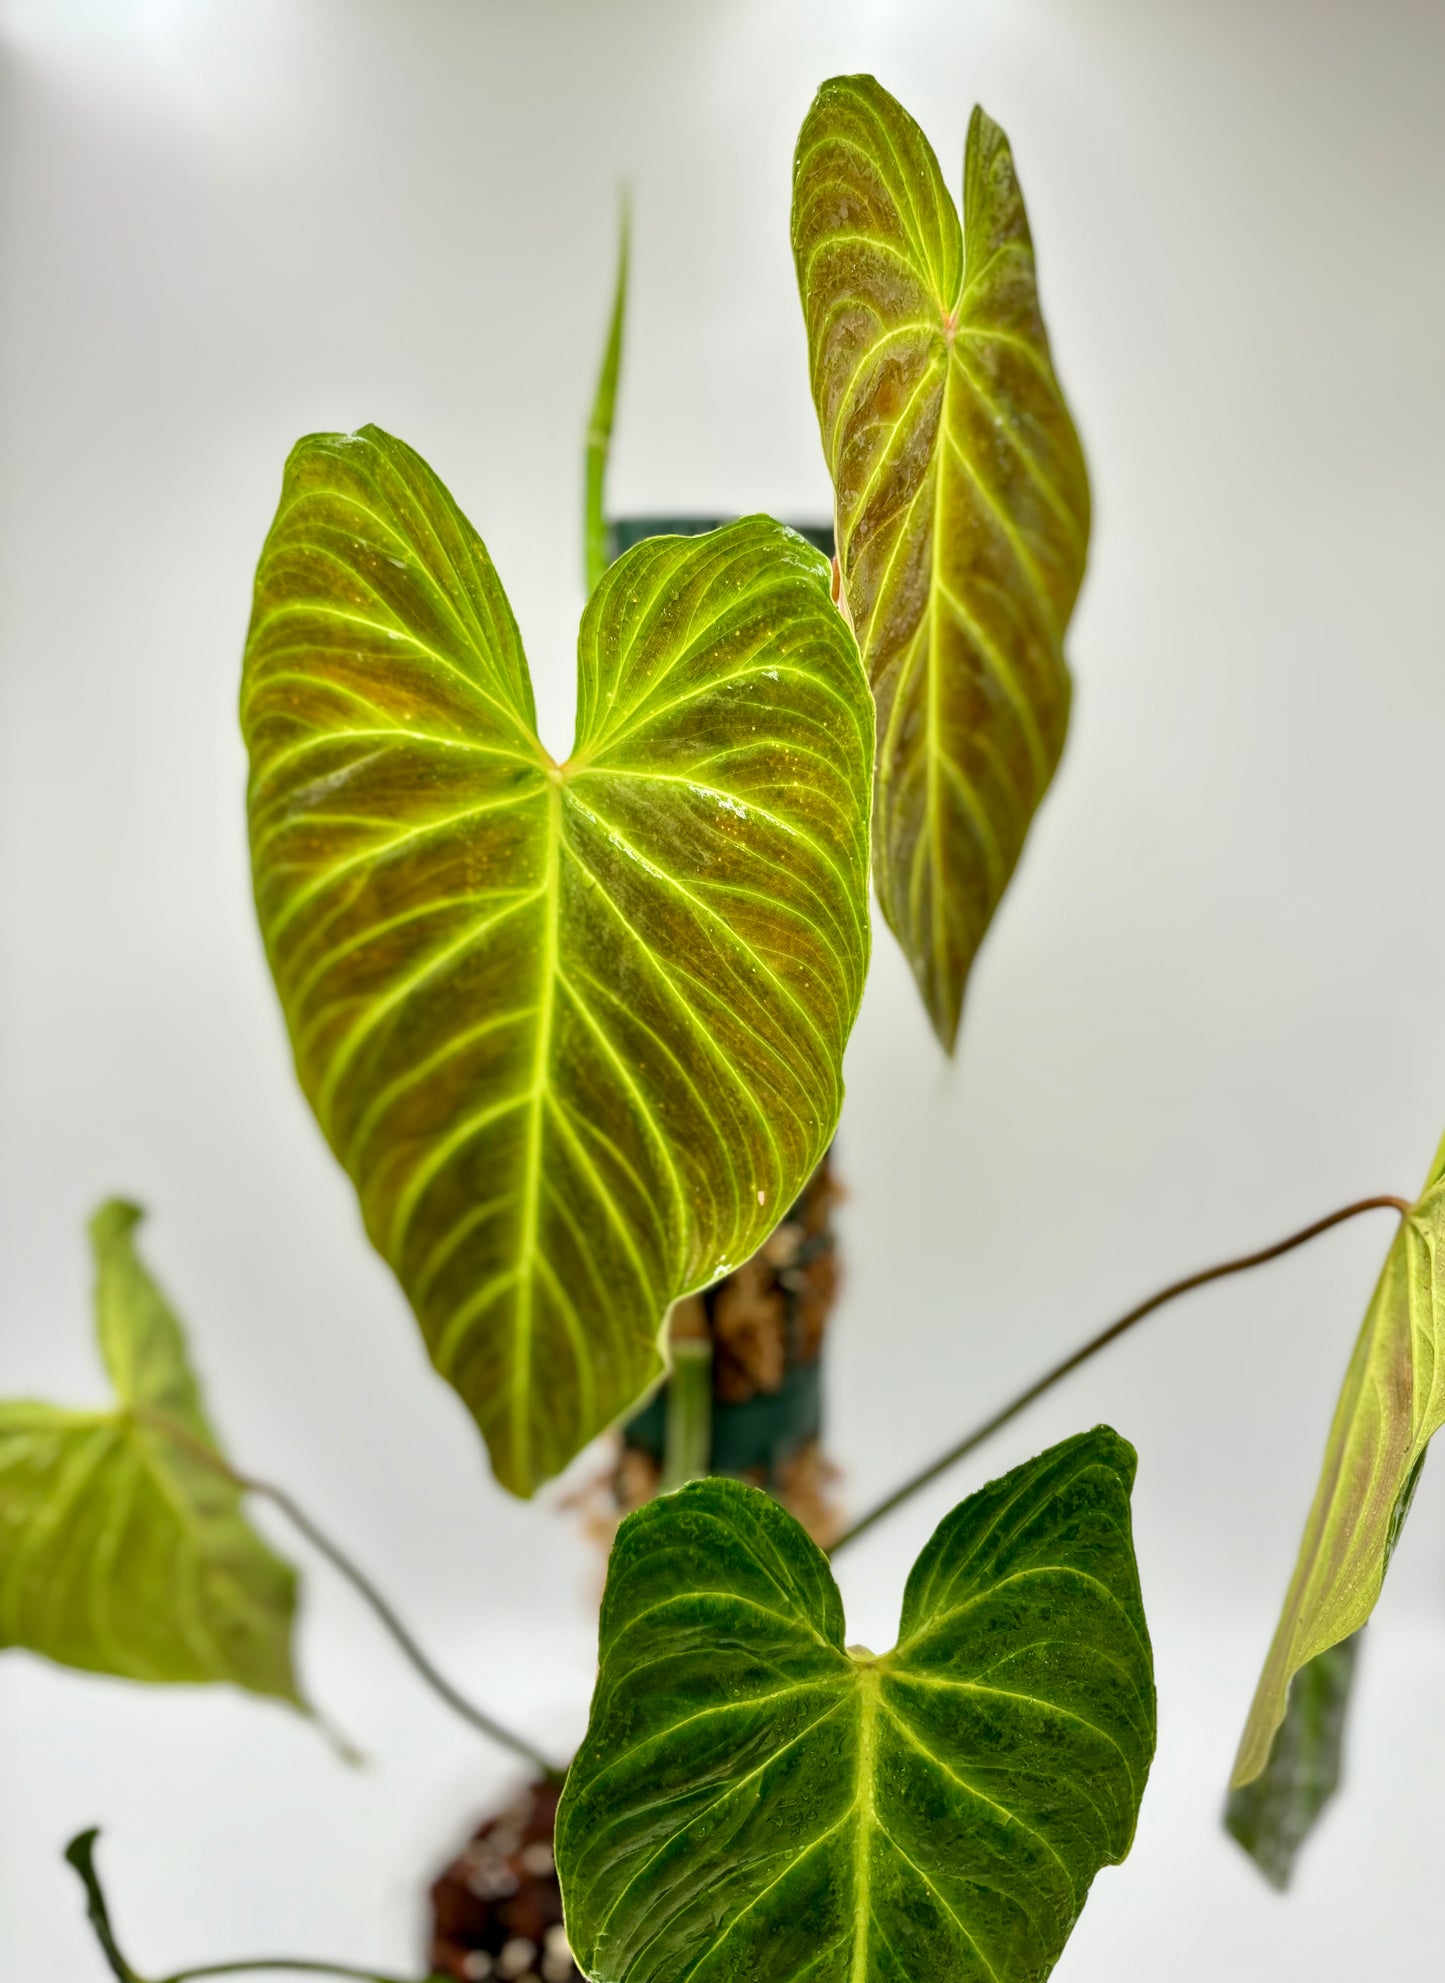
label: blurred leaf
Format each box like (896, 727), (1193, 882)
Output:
(242, 428), (872, 1496)
(557, 1428), (1154, 1983)
(0, 1203), (300, 1700)
(1232, 1141), (1445, 1789)
(792, 76), (1089, 1051)
(1225, 1632), (1361, 1889)
(585, 197), (629, 594)
(65, 1831), (145, 1983)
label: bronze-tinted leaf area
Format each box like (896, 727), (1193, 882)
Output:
(1234, 1131), (1445, 1789)
(557, 1428), (1155, 1983)
(242, 428), (873, 1495)
(793, 75), (1090, 1049)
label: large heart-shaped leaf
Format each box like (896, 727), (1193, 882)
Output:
(556, 1427), (1154, 1983)
(241, 427), (872, 1497)
(0, 1202), (301, 1700)
(1232, 1143), (1445, 1788)
(792, 76), (1089, 1051)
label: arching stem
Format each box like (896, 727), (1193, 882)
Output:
(829, 1194), (1412, 1555)
(66, 1830), (445, 1983)
(159, 1963), (437, 1983)
(136, 1412), (564, 1785)
(238, 1474), (566, 1786)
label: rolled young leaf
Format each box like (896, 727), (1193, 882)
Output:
(241, 428), (873, 1497)
(792, 76), (1089, 1051)
(1232, 1135), (1445, 1788)
(0, 1202), (301, 1700)
(557, 1427), (1154, 1983)
(584, 197), (629, 596)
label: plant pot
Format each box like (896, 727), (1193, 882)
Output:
(606, 516), (834, 563)
(430, 1777), (577, 1983)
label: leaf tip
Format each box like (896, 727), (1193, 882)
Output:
(1084, 1421), (1139, 1487)
(1224, 1635), (1361, 1888)
(87, 1199), (144, 1253)
(63, 1824), (102, 1873)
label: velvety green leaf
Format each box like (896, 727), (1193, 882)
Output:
(241, 428), (873, 1497)
(1233, 1140), (1445, 1788)
(0, 1202), (300, 1700)
(792, 76), (1089, 1051)
(1225, 1632), (1361, 1890)
(585, 198), (629, 596)
(557, 1427), (1154, 1983)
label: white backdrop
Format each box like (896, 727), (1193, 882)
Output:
(3, 1), (1444, 1977)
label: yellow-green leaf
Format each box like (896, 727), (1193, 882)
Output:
(557, 1430), (1155, 1983)
(0, 1203), (301, 1701)
(1232, 1144), (1445, 1787)
(241, 428), (873, 1497)
(792, 76), (1089, 1050)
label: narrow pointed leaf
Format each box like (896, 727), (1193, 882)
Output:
(585, 198), (630, 595)
(242, 427), (872, 1496)
(557, 1427), (1154, 1983)
(0, 1203), (301, 1700)
(1233, 1141), (1445, 1788)
(1225, 1632), (1361, 1889)
(792, 76), (1089, 1050)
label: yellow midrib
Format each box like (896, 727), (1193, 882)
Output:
(923, 316), (959, 1026)
(509, 775), (563, 1487)
(850, 1659), (882, 1983)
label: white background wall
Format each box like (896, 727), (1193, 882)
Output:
(2, 0), (1444, 1976)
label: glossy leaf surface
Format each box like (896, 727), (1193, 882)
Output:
(793, 76), (1089, 1050)
(0, 1203), (300, 1700)
(557, 1428), (1154, 1983)
(1225, 1633), (1360, 1889)
(242, 428), (872, 1496)
(1233, 1140), (1445, 1786)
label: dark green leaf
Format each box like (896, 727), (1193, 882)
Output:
(792, 76), (1089, 1051)
(585, 198), (629, 595)
(556, 1427), (1154, 1983)
(1225, 1632), (1361, 1890)
(0, 1203), (301, 1700)
(1232, 1140), (1445, 1788)
(241, 428), (873, 1496)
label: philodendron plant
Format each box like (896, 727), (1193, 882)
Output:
(3, 71), (1440, 1983)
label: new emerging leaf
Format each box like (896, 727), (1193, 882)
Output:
(584, 197), (630, 596)
(242, 429), (873, 1496)
(1232, 1137), (1445, 1789)
(0, 1203), (300, 1701)
(557, 1428), (1154, 1983)
(793, 76), (1089, 1050)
